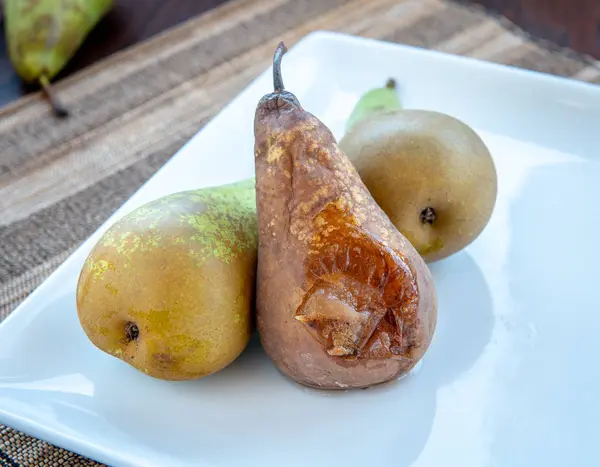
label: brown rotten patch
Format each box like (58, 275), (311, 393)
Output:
(296, 203), (419, 361)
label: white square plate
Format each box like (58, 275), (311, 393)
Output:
(1, 31), (600, 467)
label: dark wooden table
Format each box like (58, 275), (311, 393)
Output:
(468, 0), (600, 58)
(0, 0), (227, 108)
(0, 0), (598, 109)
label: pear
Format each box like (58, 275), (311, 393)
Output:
(340, 81), (497, 262)
(345, 78), (402, 133)
(253, 43), (437, 390)
(76, 179), (257, 381)
(3, 0), (113, 117)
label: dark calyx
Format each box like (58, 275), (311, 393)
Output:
(420, 207), (437, 225)
(125, 321), (140, 342)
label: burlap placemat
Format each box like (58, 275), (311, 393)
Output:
(1, 0), (598, 465)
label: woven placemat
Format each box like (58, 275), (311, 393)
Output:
(1, 0), (599, 465)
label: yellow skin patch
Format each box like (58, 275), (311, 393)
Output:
(88, 258), (115, 280)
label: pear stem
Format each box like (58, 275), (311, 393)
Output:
(39, 75), (69, 118)
(386, 78), (396, 89)
(273, 41), (288, 92)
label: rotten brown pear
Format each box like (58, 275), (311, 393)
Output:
(253, 42), (438, 389)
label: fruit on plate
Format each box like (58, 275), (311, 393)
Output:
(3, 0), (113, 117)
(253, 43), (437, 390)
(76, 179), (258, 381)
(339, 81), (498, 262)
(345, 78), (402, 133)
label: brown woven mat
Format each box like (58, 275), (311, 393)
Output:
(1, 0), (599, 465)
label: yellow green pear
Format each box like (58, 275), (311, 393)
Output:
(3, 0), (113, 117)
(76, 179), (257, 381)
(339, 80), (497, 262)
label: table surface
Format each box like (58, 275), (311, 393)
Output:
(0, 0), (598, 109)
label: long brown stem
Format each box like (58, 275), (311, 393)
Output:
(39, 75), (69, 118)
(273, 41), (287, 92)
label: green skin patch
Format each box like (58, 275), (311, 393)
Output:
(181, 178), (257, 264)
(87, 179), (257, 281)
(345, 81), (402, 133)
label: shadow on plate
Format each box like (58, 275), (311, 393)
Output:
(86, 251), (494, 466)
(0, 252), (493, 466)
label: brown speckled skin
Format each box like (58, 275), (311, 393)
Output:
(254, 91), (438, 389)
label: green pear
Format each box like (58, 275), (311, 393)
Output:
(340, 99), (497, 262)
(345, 78), (402, 133)
(3, 0), (113, 117)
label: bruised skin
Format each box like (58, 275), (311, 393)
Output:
(254, 43), (437, 389)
